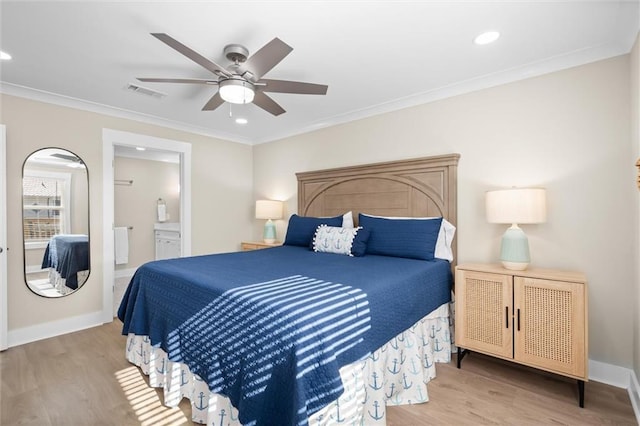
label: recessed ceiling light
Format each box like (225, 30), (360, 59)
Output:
(0, 51), (12, 60)
(474, 31), (500, 45)
(135, 147), (146, 151)
(235, 118), (248, 125)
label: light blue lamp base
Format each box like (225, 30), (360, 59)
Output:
(500, 224), (530, 270)
(263, 219), (277, 244)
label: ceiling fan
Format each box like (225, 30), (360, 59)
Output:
(137, 33), (328, 116)
(49, 152), (85, 168)
(51, 152), (81, 163)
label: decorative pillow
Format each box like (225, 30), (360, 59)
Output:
(283, 214), (343, 246)
(311, 225), (370, 257)
(360, 214), (456, 261)
(358, 214), (442, 260)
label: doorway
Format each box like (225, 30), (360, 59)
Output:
(0, 124), (7, 350)
(102, 129), (191, 321)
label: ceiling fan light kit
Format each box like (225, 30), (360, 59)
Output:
(137, 33), (327, 116)
(219, 78), (255, 104)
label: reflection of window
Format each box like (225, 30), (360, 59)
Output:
(23, 171), (71, 242)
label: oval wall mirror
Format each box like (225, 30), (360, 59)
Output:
(22, 148), (90, 297)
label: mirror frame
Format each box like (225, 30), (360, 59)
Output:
(22, 147), (90, 298)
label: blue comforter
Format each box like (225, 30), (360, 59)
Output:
(118, 245), (451, 426)
(41, 234), (89, 289)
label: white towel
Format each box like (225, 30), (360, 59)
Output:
(114, 227), (129, 265)
(157, 203), (167, 222)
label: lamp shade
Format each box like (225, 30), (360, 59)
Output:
(255, 200), (283, 220)
(486, 188), (547, 224)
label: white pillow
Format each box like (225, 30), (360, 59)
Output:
(359, 214), (455, 262)
(342, 211), (354, 228)
(319, 211), (353, 228)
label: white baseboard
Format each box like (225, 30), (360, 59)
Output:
(589, 359), (640, 424)
(588, 359), (633, 388)
(7, 310), (106, 348)
(629, 371), (640, 424)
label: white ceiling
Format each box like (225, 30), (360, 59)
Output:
(1, 1), (638, 145)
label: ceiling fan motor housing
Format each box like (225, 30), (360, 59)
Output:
(224, 44), (249, 63)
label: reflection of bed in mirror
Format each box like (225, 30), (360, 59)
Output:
(118, 154), (459, 425)
(41, 234), (90, 295)
(22, 147), (90, 298)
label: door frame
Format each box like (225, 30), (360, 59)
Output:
(0, 124), (7, 350)
(102, 128), (191, 322)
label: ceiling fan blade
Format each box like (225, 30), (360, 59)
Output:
(258, 79), (328, 95)
(151, 33), (231, 78)
(137, 77), (218, 85)
(202, 92), (225, 111)
(242, 38), (293, 80)
(252, 91), (286, 116)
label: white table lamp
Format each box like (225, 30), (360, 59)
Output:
(486, 188), (547, 270)
(255, 200), (283, 244)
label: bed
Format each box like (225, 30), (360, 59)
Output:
(118, 154), (460, 426)
(41, 234), (90, 291)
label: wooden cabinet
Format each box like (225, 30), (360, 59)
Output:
(241, 241), (281, 251)
(455, 263), (588, 406)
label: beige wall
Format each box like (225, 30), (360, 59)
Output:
(253, 55), (634, 368)
(1, 93), (254, 332)
(114, 156), (180, 270)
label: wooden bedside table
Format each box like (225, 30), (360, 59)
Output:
(455, 263), (588, 407)
(241, 241), (282, 251)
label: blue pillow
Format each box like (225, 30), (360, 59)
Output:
(358, 214), (442, 260)
(283, 214), (343, 247)
(350, 227), (370, 256)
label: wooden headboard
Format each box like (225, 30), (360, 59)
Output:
(296, 154), (460, 264)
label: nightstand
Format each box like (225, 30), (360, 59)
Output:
(455, 263), (588, 407)
(241, 241), (282, 251)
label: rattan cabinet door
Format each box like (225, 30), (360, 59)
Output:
(455, 270), (513, 360)
(514, 277), (586, 379)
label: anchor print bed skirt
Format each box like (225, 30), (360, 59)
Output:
(124, 302), (452, 425)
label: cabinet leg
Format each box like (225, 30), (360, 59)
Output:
(578, 380), (585, 408)
(456, 347), (468, 369)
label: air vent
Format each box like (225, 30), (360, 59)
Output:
(126, 83), (167, 99)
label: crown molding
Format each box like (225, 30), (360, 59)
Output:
(255, 40), (633, 144)
(0, 82), (253, 145)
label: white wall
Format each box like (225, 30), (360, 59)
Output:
(1, 93), (254, 336)
(253, 55), (634, 368)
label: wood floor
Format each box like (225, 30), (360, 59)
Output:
(1, 321), (636, 425)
